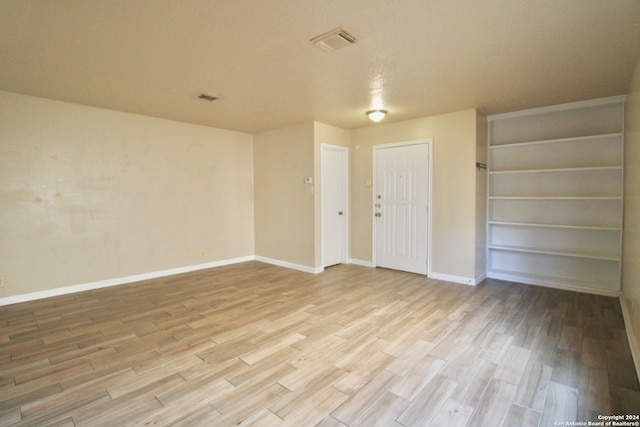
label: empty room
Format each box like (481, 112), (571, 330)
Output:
(2, 1), (640, 426)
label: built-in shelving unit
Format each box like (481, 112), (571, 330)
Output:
(487, 97), (625, 295)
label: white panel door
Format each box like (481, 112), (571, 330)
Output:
(374, 142), (429, 275)
(322, 144), (348, 267)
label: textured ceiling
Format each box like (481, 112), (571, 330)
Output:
(1, 0), (640, 133)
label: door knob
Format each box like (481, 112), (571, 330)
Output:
(338, 211), (343, 215)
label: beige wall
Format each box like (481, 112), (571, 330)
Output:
(0, 92), (489, 301)
(254, 122), (316, 268)
(0, 91), (254, 299)
(623, 54), (640, 357)
(475, 111), (488, 281)
(350, 109), (480, 280)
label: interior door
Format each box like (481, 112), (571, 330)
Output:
(322, 144), (348, 267)
(374, 142), (429, 275)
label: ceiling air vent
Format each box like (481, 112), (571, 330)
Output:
(310, 27), (357, 52)
(197, 93), (219, 102)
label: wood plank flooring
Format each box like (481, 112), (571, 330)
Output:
(1, 261), (639, 426)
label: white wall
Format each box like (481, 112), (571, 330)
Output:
(0, 91), (254, 299)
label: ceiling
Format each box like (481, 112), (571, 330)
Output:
(1, 0), (640, 134)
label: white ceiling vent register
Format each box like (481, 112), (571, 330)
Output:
(310, 27), (357, 52)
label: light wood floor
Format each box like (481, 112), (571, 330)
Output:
(1, 261), (639, 426)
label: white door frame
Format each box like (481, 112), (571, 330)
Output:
(372, 138), (433, 275)
(321, 143), (349, 267)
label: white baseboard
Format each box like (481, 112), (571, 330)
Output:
(0, 257), (482, 307)
(254, 256), (322, 274)
(475, 272), (487, 285)
(0, 255), (255, 307)
(619, 296), (640, 383)
(348, 258), (374, 268)
(429, 272), (477, 286)
(348, 260), (478, 285)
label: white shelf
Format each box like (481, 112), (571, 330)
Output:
(489, 134), (622, 171)
(486, 269), (620, 296)
(489, 165), (622, 174)
(489, 196), (620, 200)
(488, 244), (619, 261)
(487, 268), (619, 289)
(488, 251), (619, 287)
(488, 223), (621, 261)
(489, 100), (624, 146)
(487, 97), (624, 295)
(490, 198), (622, 229)
(489, 133), (622, 149)
(488, 220), (620, 231)
(489, 167), (622, 198)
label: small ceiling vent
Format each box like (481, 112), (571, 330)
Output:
(310, 27), (357, 52)
(197, 93), (219, 102)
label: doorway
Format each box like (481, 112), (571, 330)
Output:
(373, 139), (431, 275)
(321, 144), (349, 267)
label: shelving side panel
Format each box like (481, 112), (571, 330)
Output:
(490, 102), (623, 146)
(487, 250), (620, 292)
(489, 135), (622, 171)
(488, 223), (621, 259)
(489, 168), (622, 198)
(489, 198), (622, 228)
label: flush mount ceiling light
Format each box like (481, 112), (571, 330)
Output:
(310, 27), (357, 52)
(367, 109), (387, 122)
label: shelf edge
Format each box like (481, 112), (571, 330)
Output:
(489, 133), (622, 149)
(488, 221), (621, 231)
(488, 245), (620, 261)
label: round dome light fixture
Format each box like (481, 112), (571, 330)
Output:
(366, 109), (387, 122)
